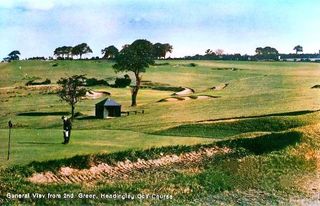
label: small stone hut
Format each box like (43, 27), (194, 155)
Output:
(95, 98), (121, 118)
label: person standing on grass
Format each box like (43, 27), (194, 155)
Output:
(61, 116), (72, 144)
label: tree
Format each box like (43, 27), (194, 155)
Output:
(101, 45), (119, 59)
(263, 46), (278, 55)
(113, 39), (154, 106)
(8, 50), (21, 60)
(71, 43), (92, 59)
(205, 49), (215, 55)
(54, 46), (73, 59)
(293, 45), (303, 54)
(54, 47), (64, 58)
(57, 75), (87, 119)
(61, 46), (73, 58)
(255, 47), (263, 55)
(152, 43), (173, 59)
(255, 47), (278, 55)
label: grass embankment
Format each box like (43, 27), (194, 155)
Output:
(0, 128), (315, 205)
(0, 129), (212, 168)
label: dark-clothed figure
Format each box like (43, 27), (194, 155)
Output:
(61, 116), (72, 144)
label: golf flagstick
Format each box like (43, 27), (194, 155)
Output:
(7, 121), (12, 160)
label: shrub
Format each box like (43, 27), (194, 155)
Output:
(189, 63), (197, 67)
(114, 75), (131, 88)
(26, 78), (51, 86)
(85, 78), (109, 86)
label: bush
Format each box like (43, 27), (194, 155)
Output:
(114, 75), (131, 88)
(26, 78), (51, 86)
(85, 78), (109, 86)
(189, 63), (197, 67)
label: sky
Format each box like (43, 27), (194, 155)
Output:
(1, 0), (320, 59)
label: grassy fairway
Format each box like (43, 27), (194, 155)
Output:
(1, 60), (320, 205)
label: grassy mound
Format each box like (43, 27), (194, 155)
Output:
(154, 116), (307, 139)
(0, 130), (313, 205)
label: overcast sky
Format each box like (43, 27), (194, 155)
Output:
(1, 0), (320, 59)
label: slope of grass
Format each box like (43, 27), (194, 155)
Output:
(153, 115), (310, 139)
(0, 129), (213, 168)
(0, 129), (316, 205)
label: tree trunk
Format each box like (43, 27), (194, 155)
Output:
(131, 74), (141, 106)
(71, 105), (75, 119)
(79, 54), (82, 59)
(131, 88), (138, 106)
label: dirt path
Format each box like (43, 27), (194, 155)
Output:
(28, 146), (231, 185)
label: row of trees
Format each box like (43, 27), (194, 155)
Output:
(255, 45), (303, 55)
(54, 42), (173, 60)
(54, 43), (92, 59)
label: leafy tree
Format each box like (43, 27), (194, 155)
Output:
(54, 47), (63, 58)
(114, 74), (131, 88)
(255, 47), (263, 55)
(101, 45), (119, 59)
(205, 49), (215, 55)
(293, 45), (303, 54)
(255, 47), (278, 55)
(264, 46), (278, 55)
(57, 75), (87, 119)
(71, 43), (92, 59)
(61, 46), (73, 58)
(113, 39), (154, 106)
(152, 43), (173, 59)
(54, 46), (73, 59)
(8, 50), (21, 60)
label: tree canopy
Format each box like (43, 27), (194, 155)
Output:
(71, 43), (93, 59)
(293, 45), (303, 54)
(152, 43), (173, 59)
(54, 46), (73, 59)
(255, 47), (278, 55)
(7, 50), (21, 60)
(101, 45), (119, 59)
(113, 39), (154, 106)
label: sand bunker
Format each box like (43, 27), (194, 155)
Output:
(197, 95), (212, 99)
(28, 146), (231, 184)
(311, 85), (320, 89)
(84, 90), (110, 99)
(211, 83), (229, 91)
(158, 95), (219, 102)
(172, 87), (195, 96)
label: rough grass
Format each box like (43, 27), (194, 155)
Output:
(0, 129), (315, 205)
(154, 115), (309, 139)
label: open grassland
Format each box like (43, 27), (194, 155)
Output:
(1, 60), (320, 205)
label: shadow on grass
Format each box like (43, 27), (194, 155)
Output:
(17, 112), (70, 116)
(216, 131), (302, 155)
(17, 141), (61, 145)
(76, 116), (98, 120)
(197, 109), (320, 123)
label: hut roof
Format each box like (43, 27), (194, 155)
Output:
(96, 98), (121, 106)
